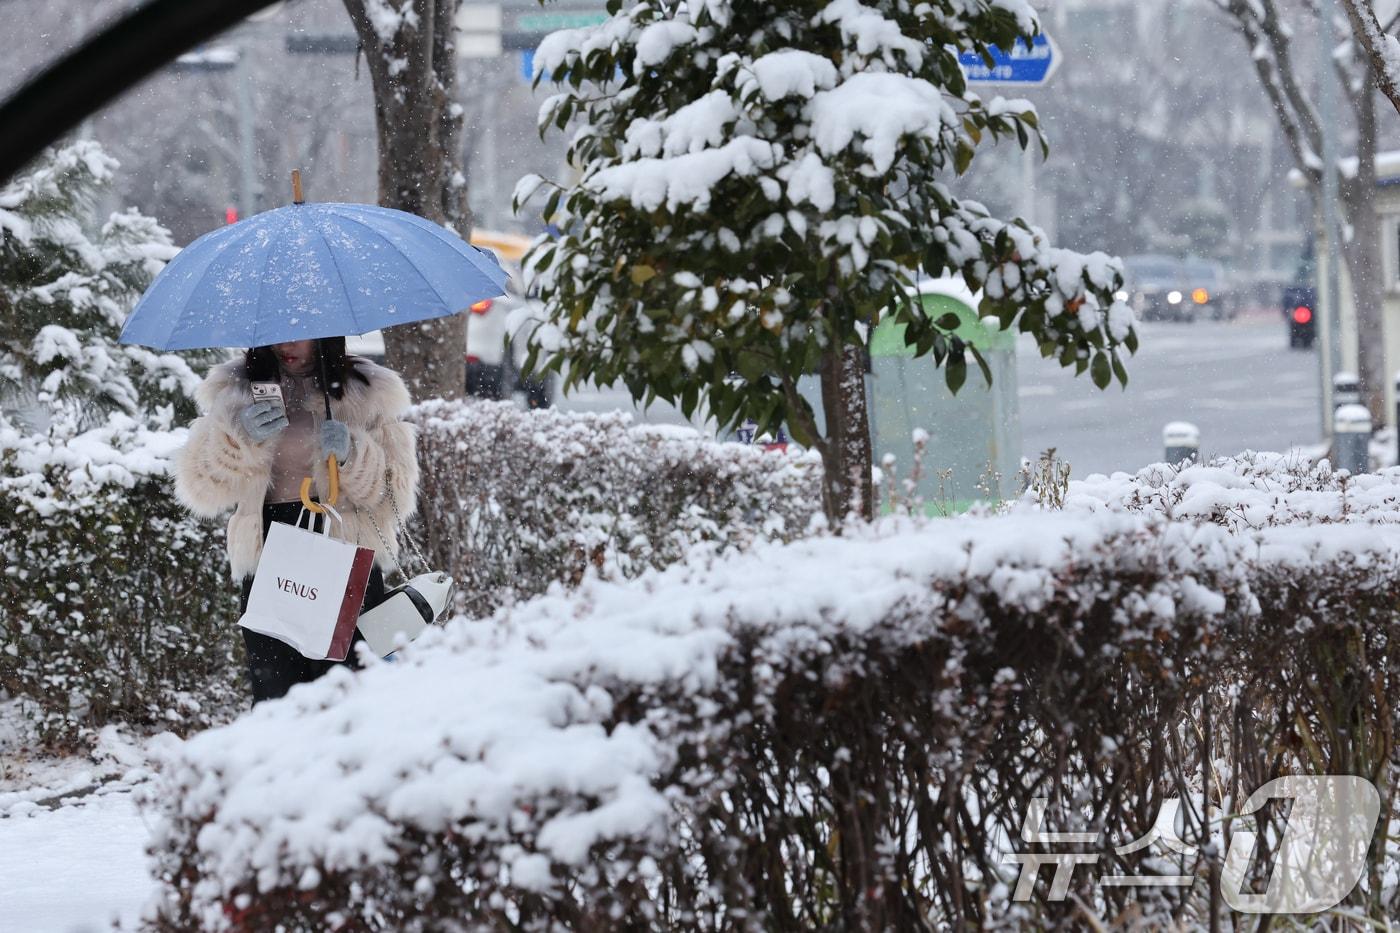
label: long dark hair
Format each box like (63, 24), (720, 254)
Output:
(244, 336), (370, 401)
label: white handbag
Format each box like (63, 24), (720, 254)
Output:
(356, 473), (455, 658)
(356, 571), (454, 657)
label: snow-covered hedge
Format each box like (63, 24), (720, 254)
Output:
(0, 417), (242, 746)
(1054, 451), (1400, 527)
(406, 399), (822, 615)
(145, 459), (1400, 929)
(0, 398), (814, 747)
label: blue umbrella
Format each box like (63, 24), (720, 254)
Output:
(119, 200), (510, 351)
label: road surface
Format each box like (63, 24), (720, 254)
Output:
(552, 316), (1325, 479)
(1017, 317), (1323, 477)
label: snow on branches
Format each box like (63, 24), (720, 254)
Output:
(1338, 0), (1400, 118)
(517, 0), (1135, 501)
(0, 141), (200, 440)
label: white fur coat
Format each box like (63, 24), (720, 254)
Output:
(174, 357), (419, 580)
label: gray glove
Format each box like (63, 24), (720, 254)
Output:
(238, 400), (289, 443)
(321, 418), (352, 463)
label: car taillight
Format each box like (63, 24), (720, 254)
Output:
(470, 299), (492, 314)
(1293, 305), (1312, 324)
(465, 354), (481, 364)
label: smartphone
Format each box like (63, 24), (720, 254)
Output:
(251, 381), (285, 415)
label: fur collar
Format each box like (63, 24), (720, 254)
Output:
(197, 355), (412, 425)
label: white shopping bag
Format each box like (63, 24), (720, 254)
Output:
(238, 506), (376, 661)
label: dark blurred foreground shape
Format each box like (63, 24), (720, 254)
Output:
(0, 0), (282, 183)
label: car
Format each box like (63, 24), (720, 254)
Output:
(1182, 257), (1234, 321)
(1120, 254), (1193, 323)
(344, 289), (554, 409)
(346, 230), (556, 408)
(464, 284), (555, 409)
(344, 328), (386, 365)
(462, 230), (554, 408)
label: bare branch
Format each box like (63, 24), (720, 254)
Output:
(1254, 0), (1326, 158)
(1215, 0), (1322, 185)
(1337, 46), (1368, 121)
(1337, 0), (1400, 117)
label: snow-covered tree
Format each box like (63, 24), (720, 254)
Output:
(1211, 0), (1391, 418)
(0, 141), (202, 435)
(342, 0), (472, 402)
(1339, 0), (1400, 118)
(517, 0), (1136, 522)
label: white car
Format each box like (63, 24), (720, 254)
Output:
(465, 285), (554, 408)
(346, 230), (554, 406)
(343, 286), (554, 407)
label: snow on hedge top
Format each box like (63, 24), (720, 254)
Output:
(147, 502), (1400, 907)
(1046, 452), (1400, 529)
(1, 413), (186, 513)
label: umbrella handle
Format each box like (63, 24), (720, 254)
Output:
(298, 455), (341, 513)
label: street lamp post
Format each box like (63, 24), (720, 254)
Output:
(1317, 0), (1345, 435)
(173, 45), (258, 220)
(235, 53), (257, 218)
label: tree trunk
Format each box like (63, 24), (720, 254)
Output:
(1341, 208), (1386, 420)
(1341, 64), (1387, 421)
(817, 342), (874, 524)
(343, 0), (470, 402)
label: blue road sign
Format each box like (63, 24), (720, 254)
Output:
(958, 33), (1060, 85)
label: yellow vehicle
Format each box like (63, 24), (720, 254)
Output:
(470, 229), (531, 264)
(347, 228), (552, 406)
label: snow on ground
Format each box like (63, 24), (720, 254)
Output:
(0, 702), (173, 931)
(0, 789), (151, 932)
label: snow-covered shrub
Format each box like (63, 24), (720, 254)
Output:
(1051, 451), (1400, 527)
(144, 500), (1400, 929)
(0, 141), (206, 431)
(407, 399), (822, 615)
(0, 143), (233, 746)
(518, 0), (1137, 521)
(0, 419), (243, 747)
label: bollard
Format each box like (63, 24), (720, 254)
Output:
(1333, 371), (1360, 410)
(1163, 421), (1200, 466)
(1333, 403), (1372, 474)
(1394, 371), (1400, 466)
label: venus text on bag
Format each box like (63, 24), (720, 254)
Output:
(276, 577), (319, 601)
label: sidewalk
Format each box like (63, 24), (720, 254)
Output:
(0, 706), (168, 931)
(0, 789), (151, 932)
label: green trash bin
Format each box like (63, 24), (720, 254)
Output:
(868, 279), (1021, 511)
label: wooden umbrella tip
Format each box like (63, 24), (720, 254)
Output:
(291, 169), (304, 204)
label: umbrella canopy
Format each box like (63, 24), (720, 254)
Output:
(119, 201), (510, 351)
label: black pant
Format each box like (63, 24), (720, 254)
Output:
(239, 501), (385, 704)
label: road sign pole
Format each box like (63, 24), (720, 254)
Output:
(1318, 0), (1344, 437)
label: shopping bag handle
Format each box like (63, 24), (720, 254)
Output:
(300, 454), (340, 514)
(296, 501), (344, 534)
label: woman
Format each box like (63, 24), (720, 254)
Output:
(173, 337), (419, 703)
